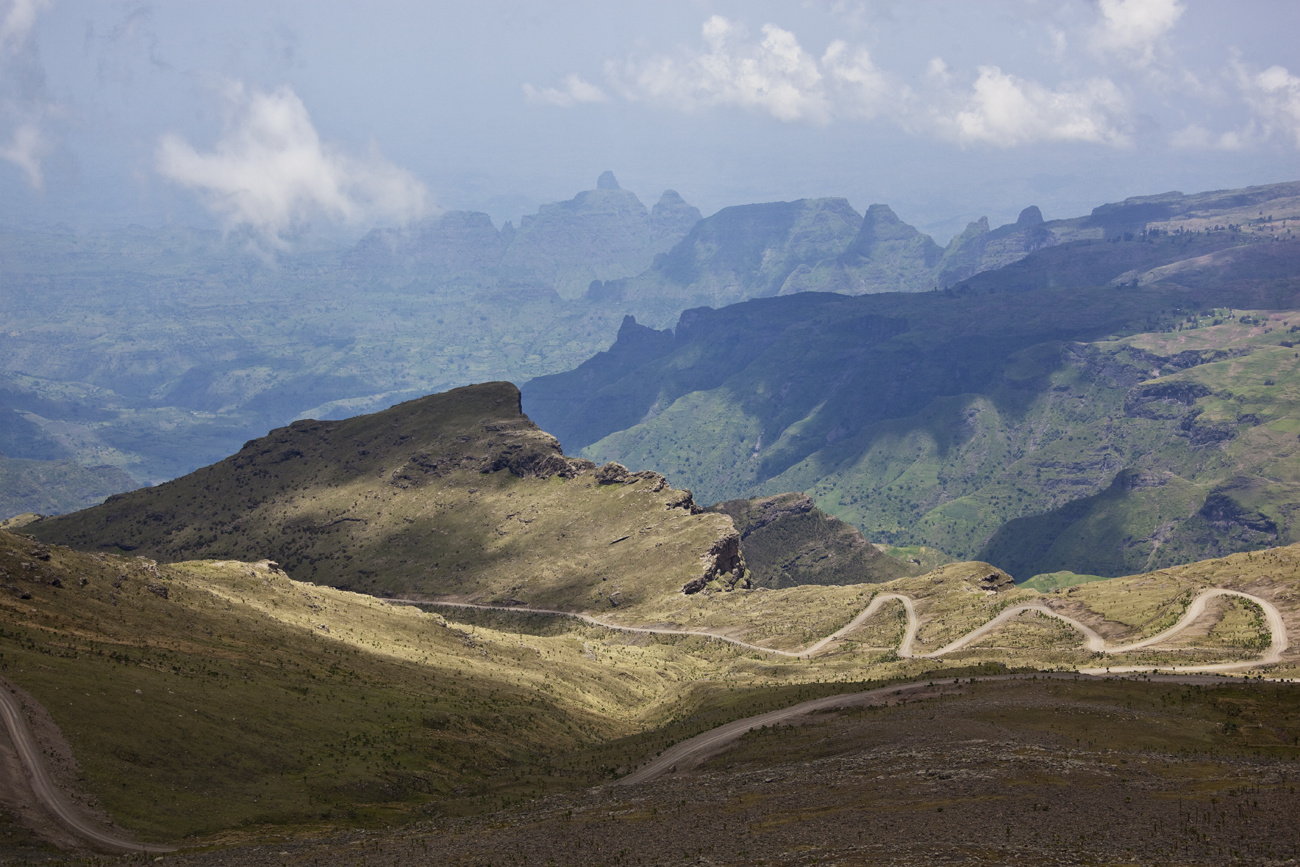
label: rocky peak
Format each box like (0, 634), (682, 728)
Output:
(1016, 205), (1044, 227)
(850, 204), (925, 249)
(612, 315), (674, 355)
(597, 170), (621, 191)
(650, 190), (703, 237)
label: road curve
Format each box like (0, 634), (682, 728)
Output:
(399, 587), (1288, 673)
(0, 683), (174, 854)
(616, 671), (1285, 787)
(1079, 589), (1289, 674)
(616, 677), (954, 787)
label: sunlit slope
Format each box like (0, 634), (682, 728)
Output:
(527, 237), (1300, 578)
(2, 528), (1297, 844)
(0, 530), (717, 839)
(30, 383), (743, 613)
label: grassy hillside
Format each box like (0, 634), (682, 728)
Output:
(0, 455), (136, 518)
(3, 520), (1299, 845)
(5, 532), (1300, 843)
(28, 382), (750, 617)
(0, 529), (760, 841)
(526, 235), (1300, 578)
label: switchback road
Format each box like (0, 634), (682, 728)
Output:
(400, 587), (1288, 673)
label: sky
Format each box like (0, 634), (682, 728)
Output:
(2, 0), (1298, 243)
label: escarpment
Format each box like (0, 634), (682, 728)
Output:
(32, 382), (743, 614)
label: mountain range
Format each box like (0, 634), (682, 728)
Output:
(526, 212), (1300, 579)
(8, 177), (1295, 521)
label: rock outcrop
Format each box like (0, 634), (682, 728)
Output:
(681, 529), (749, 594)
(709, 493), (916, 588)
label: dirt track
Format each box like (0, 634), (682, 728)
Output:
(0, 681), (171, 854)
(404, 587), (1289, 672)
(615, 671), (1256, 786)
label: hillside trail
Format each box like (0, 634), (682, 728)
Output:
(614, 670), (1273, 787)
(0, 681), (174, 854)
(400, 587), (1288, 673)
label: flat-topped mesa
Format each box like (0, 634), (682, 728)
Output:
(30, 382), (743, 613)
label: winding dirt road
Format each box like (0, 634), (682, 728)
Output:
(401, 587), (1289, 673)
(615, 671), (1274, 787)
(0, 683), (172, 854)
(5, 586), (1287, 852)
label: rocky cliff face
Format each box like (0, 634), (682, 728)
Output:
(501, 173), (702, 299)
(710, 493), (915, 588)
(344, 174), (702, 300)
(937, 205), (1054, 288)
(782, 204), (944, 296)
(681, 529), (749, 594)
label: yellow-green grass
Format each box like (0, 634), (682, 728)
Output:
(4, 528), (1300, 846)
(0, 531), (756, 842)
(1020, 570), (1112, 592)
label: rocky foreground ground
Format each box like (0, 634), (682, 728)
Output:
(136, 677), (1300, 867)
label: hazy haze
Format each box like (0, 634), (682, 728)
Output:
(3, 0), (1298, 241)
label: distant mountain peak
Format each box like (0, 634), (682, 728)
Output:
(847, 203), (935, 253)
(597, 171), (621, 191)
(1016, 205), (1044, 227)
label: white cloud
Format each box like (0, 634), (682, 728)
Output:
(610, 15), (832, 124)
(1175, 62), (1300, 151)
(821, 40), (897, 119)
(1168, 124), (1246, 151)
(1091, 0), (1184, 68)
(0, 121), (45, 186)
(522, 74), (607, 107)
(156, 83), (429, 243)
(940, 65), (1131, 147)
(570, 15), (1139, 149)
(0, 0), (53, 189)
(1240, 63), (1300, 148)
(0, 0), (47, 48)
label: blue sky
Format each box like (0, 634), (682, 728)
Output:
(3, 0), (1298, 242)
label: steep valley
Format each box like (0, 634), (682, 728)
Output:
(527, 236), (1300, 579)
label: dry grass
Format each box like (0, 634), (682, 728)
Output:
(3, 530), (1300, 846)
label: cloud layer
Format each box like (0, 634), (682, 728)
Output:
(527, 3), (1299, 153)
(1090, 0), (1185, 68)
(571, 14), (1131, 147)
(523, 74), (607, 107)
(940, 67), (1130, 147)
(609, 16), (834, 124)
(156, 84), (428, 242)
